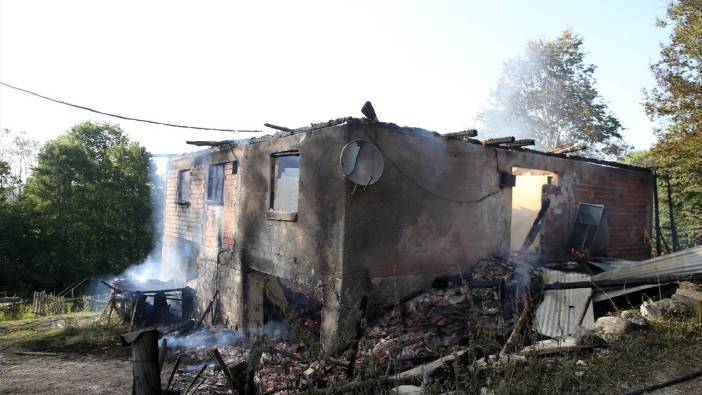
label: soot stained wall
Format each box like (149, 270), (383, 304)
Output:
(162, 120), (654, 352)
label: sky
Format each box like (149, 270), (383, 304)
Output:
(0, 1), (671, 155)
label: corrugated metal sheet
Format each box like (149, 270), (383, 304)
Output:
(535, 270), (594, 338)
(592, 284), (660, 302)
(592, 245), (702, 281)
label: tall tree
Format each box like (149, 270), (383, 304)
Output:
(19, 122), (153, 289)
(477, 30), (628, 157)
(0, 128), (39, 187)
(644, 0), (702, 247)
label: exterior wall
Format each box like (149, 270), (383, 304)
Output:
(162, 149), (242, 327)
(160, 120), (654, 352)
(498, 149), (654, 260)
(339, 123), (654, 338)
(342, 124), (509, 311)
(162, 127), (350, 348)
(572, 169), (652, 258)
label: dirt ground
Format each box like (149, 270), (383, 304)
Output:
(0, 352), (132, 394)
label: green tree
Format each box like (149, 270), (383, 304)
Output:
(478, 30), (629, 158)
(19, 122), (153, 290)
(644, 0), (702, 247)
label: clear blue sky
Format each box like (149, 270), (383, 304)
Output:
(0, 0), (670, 153)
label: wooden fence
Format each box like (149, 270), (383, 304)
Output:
(0, 296), (23, 319)
(32, 291), (93, 316)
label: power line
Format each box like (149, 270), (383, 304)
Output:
(0, 81), (254, 132)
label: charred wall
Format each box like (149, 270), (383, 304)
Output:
(161, 120), (653, 353)
(162, 126), (350, 349)
(338, 123), (654, 344)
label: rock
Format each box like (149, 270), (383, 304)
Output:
(572, 327), (607, 347)
(620, 309), (648, 329)
(640, 298), (691, 320)
(594, 316), (631, 338)
(673, 288), (702, 317)
(640, 300), (659, 319)
(656, 298), (691, 318)
(390, 385), (422, 395)
(678, 281), (700, 292)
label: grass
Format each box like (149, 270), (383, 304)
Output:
(0, 311), (129, 355)
(438, 315), (702, 394)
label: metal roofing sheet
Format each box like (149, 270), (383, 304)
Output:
(592, 245), (702, 281)
(535, 270), (594, 338)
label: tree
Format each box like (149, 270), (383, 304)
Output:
(477, 30), (629, 157)
(18, 122), (153, 290)
(643, 0), (702, 248)
(0, 128), (39, 189)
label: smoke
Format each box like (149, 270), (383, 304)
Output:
(166, 328), (244, 351)
(166, 321), (292, 351)
(91, 156), (188, 296)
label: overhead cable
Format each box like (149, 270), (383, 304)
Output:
(0, 81), (253, 132)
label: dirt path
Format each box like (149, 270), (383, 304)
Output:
(0, 352), (132, 394)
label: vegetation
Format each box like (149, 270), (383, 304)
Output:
(0, 122), (154, 295)
(0, 311), (128, 355)
(627, 0), (702, 249)
(467, 316), (702, 394)
(477, 30), (629, 158)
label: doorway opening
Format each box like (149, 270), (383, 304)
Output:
(510, 167), (558, 254)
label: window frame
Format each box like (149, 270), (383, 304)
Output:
(268, 151), (300, 221)
(207, 163), (225, 205)
(176, 169), (191, 205)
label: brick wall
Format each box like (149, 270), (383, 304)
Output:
(163, 166), (206, 243)
(162, 156), (241, 323)
(573, 171), (653, 259)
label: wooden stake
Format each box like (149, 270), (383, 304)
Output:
(166, 355), (181, 391)
(158, 338), (167, 373)
(500, 296), (533, 356)
(194, 290), (219, 332)
(184, 364), (207, 394)
(211, 348), (239, 392)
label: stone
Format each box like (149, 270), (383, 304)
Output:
(673, 288), (702, 318)
(620, 309), (648, 329)
(594, 316), (631, 338)
(678, 281), (700, 292)
(640, 298), (692, 320)
(572, 327), (607, 347)
(640, 300), (659, 319)
(390, 385), (422, 395)
(658, 298), (690, 316)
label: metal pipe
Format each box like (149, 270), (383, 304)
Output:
(666, 177), (680, 251)
(653, 172), (662, 255)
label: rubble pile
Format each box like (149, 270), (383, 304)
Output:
(160, 257), (529, 393)
(361, 257), (526, 366)
(122, 247), (702, 394)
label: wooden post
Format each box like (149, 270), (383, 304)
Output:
(121, 329), (161, 395)
(158, 338), (167, 373)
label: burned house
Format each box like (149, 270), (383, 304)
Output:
(160, 110), (654, 351)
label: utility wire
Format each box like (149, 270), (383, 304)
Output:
(0, 81), (253, 132)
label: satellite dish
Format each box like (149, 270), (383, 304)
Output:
(339, 139), (384, 186)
